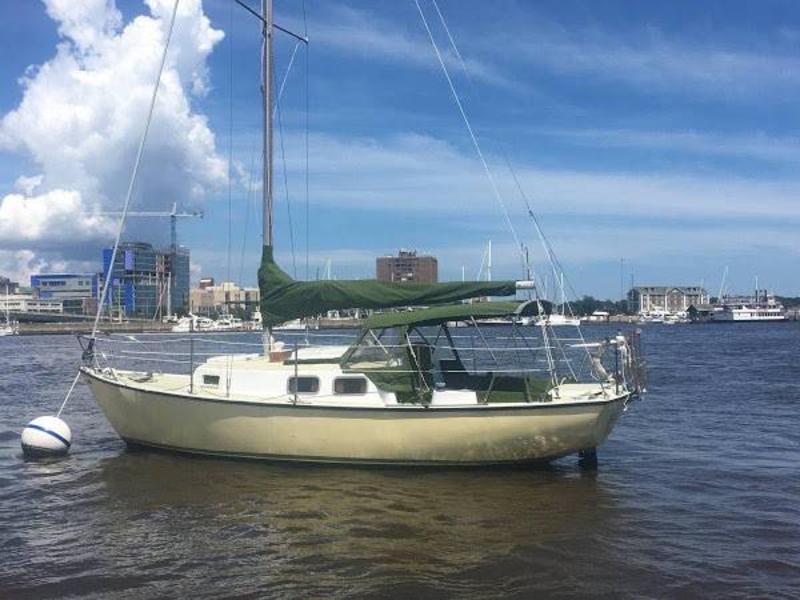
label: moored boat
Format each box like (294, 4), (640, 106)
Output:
(78, 0), (646, 467)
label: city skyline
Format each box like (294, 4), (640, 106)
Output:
(1, 1), (800, 297)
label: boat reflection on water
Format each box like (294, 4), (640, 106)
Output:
(94, 451), (615, 595)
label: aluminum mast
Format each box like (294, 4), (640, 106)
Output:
(262, 0), (273, 248)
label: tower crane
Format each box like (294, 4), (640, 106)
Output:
(99, 202), (204, 253)
(98, 203), (203, 319)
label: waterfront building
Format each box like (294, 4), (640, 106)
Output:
(166, 247), (190, 315)
(103, 242), (159, 319)
(0, 276), (19, 294)
(189, 281), (260, 316)
(628, 286), (708, 315)
(0, 294), (63, 314)
(376, 250), (438, 283)
(101, 242), (191, 319)
(30, 273), (98, 315)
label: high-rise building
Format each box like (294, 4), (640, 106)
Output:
(103, 242), (159, 318)
(167, 247), (190, 315)
(30, 273), (98, 315)
(101, 242), (191, 318)
(376, 250), (438, 283)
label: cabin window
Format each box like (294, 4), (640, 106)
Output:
(202, 374), (220, 386)
(288, 376), (320, 394)
(334, 377), (367, 395)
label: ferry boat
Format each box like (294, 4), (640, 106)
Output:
(712, 291), (786, 322)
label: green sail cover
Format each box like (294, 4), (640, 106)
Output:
(258, 246), (519, 327)
(364, 300), (548, 329)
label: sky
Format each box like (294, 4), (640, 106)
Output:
(1, 0), (800, 298)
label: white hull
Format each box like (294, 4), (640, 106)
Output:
(82, 367), (628, 465)
(712, 309), (786, 322)
(535, 314), (581, 327)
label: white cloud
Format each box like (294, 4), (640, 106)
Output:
(14, 175), (44, 196)
(535, 128), (800, 165)
(505, 21), (800, 100)
(0, 189), (114, 248)
(275, 129), (800, 222)
(286, 4), (512, 89)
(0, 0), (225, 281)
(0, 249), (93, 286)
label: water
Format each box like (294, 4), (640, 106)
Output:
(1, 324), (799, 598)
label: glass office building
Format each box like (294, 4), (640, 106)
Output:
(101, 242), (190, 319)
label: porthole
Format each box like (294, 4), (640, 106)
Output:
(202, 374), (220, 386)
(334, 377), (367, 395)
(288, 376), (320, 394)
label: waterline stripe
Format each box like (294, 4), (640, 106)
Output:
(26, 424), (70, 448)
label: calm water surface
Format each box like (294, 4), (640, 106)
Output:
(1, 324), (799, 598)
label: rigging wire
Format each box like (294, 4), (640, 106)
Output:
(303, 0), (310, 281)
(90, 0), (180, 343)
(276, 75), (297, 277)
(225, 1), (236, 395)
(238, 38), (302, 285)
(226, 0), (234, 303)
(238, 134), (260, 285)
(413, 0), (523, 256)
(274, 40), (302, 277)
(420, 0), (569, 380)
(60, 0), (180, 416)
(428, 0), (593, 376)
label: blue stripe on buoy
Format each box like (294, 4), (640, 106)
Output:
(27, 424), (71, 448)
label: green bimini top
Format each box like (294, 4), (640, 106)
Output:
(258, 246), (525, 328)
(364, 301), (549, 329)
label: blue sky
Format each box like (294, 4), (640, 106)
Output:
(1, 0), (800, 298)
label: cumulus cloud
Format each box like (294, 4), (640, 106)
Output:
(0, 0), (226, 280)
(0, 189), (114, 248)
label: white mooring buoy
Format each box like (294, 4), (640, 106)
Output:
(21, 416), (72, 457)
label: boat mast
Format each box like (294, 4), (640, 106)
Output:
(262, 0), (274, 248)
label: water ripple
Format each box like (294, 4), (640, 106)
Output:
(1, 325), (799, 598)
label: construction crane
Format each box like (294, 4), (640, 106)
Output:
(99, 203), (203, 319)
(99, 202), (204, 253)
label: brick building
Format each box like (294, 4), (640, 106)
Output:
(376, 250), (438, 283)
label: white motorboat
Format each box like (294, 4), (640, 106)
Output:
(273, 318), (319, 331)
(171, 314), (215, 332)
(212, 315), (244, 331)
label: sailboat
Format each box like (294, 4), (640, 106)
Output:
(535, 272), (580, 327)
(0, 284), (19, 337)
(80, 0), (645, 466)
